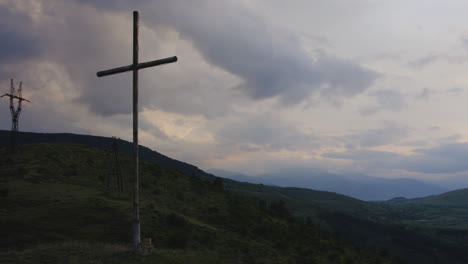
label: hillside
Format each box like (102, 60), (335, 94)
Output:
(3, 131), (468, 263)
(225, 178), (468, 264)
(0, 130), (213, 181)
(223, 179), (389, 222)
(0, 131), (395, 220)
(378, 189), (468, 229)
(407, 188), (468, 206)
(1, 143), (399, 264)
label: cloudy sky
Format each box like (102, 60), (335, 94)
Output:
(3, 0), (468, 182)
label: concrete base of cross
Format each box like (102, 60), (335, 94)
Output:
(138, 238), (153, 255)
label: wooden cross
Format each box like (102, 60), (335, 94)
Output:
(96, 11), (177, 253)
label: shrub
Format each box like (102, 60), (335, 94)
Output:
(166, 213), (187, 227)
(0, 186), (9, 197)
(165, 230), (189, 249)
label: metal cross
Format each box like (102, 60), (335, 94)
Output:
(96, 11), (177, 253)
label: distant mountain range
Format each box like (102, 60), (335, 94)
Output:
(208, 168), (450, 201)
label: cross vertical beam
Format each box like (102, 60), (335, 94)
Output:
(132, 11), (140, 252)
(96, 11), (177, 254)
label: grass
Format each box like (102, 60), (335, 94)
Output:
(3, 241), (237, 264)
(1, 143), (400, 264)
(6, 141), (468, 263)
(376, 190), (468, 229)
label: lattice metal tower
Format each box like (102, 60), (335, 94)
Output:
(1, 79), (30, 153)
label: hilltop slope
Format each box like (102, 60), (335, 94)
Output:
(1, 143), (398, 264)
(378, 189), (468, 229)
(2, 131), (468, 263)
(0, 130), (212, 181)
(406, 188), (468, 206)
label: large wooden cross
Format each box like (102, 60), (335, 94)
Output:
(96, 11), (177, 253)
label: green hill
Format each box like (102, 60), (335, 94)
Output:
(407, 188), (468, 206)
(1, 143), (399, 264)
(0, 130), (212, 181)
(378, 189), (468, 229)
(223, 180), (390, 224)
(3, 131), (468, 263)
(225, 178), (468, 264)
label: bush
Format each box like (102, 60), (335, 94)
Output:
(0, 186), (9, 197)
(165, 230), (189, 249)
(269, 200), (291, 219)
(166, 213), (187, 227)
(212, 177), (223, 189)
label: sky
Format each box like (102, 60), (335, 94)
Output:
(2, 0), (468, 183)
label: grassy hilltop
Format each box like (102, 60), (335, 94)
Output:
(2, 131), (468, 263)
(1, 143), (399, 264)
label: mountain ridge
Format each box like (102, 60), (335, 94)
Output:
(208, 168), (449, 201)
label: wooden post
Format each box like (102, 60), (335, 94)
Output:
(132, 11), (141, 253)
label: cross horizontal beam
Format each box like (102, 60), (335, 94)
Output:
(1, 93), (31, 102)
(96, 56), (178, 77)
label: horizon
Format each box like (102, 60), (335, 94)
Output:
(3, 1), (468, 184)
(3, 129), (465, 201)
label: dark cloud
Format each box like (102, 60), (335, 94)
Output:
(400, 155), (468, 174)
(360, 89), (407, 115)
(435, 134), (462, 145)
(325, 141), (468, 174)
(414, 142), (468, 161)
(398, 143), (468, 174)
(74, 0), (130, 11)
(340, 123), (409, 149)
(167, 3), (378, 105)
(447, 87), (464, 94)
(408, 52), (466, 69)
(238, 144), (262, 152)
(461, 36), (468, 47)
(408, 53), (442, 69)
(399, 140), (428, 147)
(73, 0), (379, 112)
(312, 55), (379, 102)
(0, 30), (42, 63)
(0, 0), (379, 119)
(0, 2), (136, 116)
(0, 8), (42, 63)
(415, 87), (433, 100)
(0, 102), (81, 134)
(323, 149), (399, 161)
(215, 113), (320, 152)
(140, 118), (171, 141)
